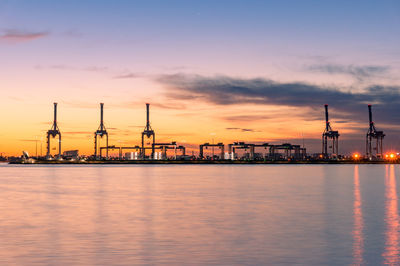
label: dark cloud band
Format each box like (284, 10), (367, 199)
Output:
(157, 73), (400, 124)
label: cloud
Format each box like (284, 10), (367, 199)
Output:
(157, 73), (400, 124)
(223, 115), (272, 122)
(18, 139), (39, 142)
(151, 102), (186, 110)
(226, 127), (258, 132)
(36, 65), (144, 80)
(64, 29), (83, 38)
(35, 64), (109, 73)
(307, 64), (390, 81)
(84, 66), (109, 72)
(63, 131), (92, 135)
(62, 100), (98, 109)
(0, 29), (49, 43)
(157, 132), (195, 137)
(121, 100), (187, 110)
(113, 73), (142, 79)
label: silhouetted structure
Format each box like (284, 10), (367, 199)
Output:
(366, 104), (385, 158)
(227, 142), (306, 160)
(322, 104), (339, 157)
(199, 142), (224, 159)
(141, 103), (155, 158)
(269, 143), (306, 160)
(32, 101), (397, 162)
(46, 102), (61, 158)
(228, 142), (256, 160)
(152, 142), (185, 159)
(94, 103), (108, 159)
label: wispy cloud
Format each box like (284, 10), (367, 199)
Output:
(113, 73), (141, 79)
(157, 132), (195, 137)
(122, 100), (187, 110)
(223, 115), (272, 122)
(62, 100), (98, 109)
(18, 139), (39, 142)
(0, 29), (49, 43)
(35, 64), (109, 73)
(307, 64), (390, 82)
(63, 29), (83, 38)
(84, 66), (109, 72)
(157, 73), (400, 124)
(63, 131), (92, 135)
(35, 64), (145, 80)
(226, 127), (258, 132)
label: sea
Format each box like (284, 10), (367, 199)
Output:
(0, 163), (399, 265)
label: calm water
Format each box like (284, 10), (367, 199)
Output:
(0, 164), (399, 265)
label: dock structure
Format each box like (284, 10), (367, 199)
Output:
(366, 104), (385, 158)
(46, 102), (61, 158)
(322, 104), (339, 158)
(30, 101), (399, 163)
(141, 103), (155, 158)
(94, 103), (109, 159)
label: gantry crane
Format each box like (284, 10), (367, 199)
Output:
(322, 104), (339, 157)
(366, 104), (385, 158)
(94, 103), (108, 159)
(141, 103), (155, 158)
(46, 102), (61, 158)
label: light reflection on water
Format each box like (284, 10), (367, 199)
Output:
(352, 165), (364, 265)
(383, 165), (400, 265)
(0, 164), (399, 265)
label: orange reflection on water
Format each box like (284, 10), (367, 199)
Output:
(383, 165), (400, 265)
(352, 165), (364, 265)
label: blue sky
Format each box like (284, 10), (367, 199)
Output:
(2, 0), (399, 69)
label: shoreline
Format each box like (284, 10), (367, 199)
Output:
(8, 160), (399, 165)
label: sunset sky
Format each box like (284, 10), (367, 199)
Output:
(1, 0), (400, 156)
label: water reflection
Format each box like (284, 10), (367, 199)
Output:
(352, 165), (364, 265)
(1, 165), (400, 265)
(383, 165), (400, 264)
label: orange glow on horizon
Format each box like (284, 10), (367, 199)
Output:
(385, 153), (397, 160)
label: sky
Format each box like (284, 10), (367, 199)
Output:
(0, 0), (399, 156)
